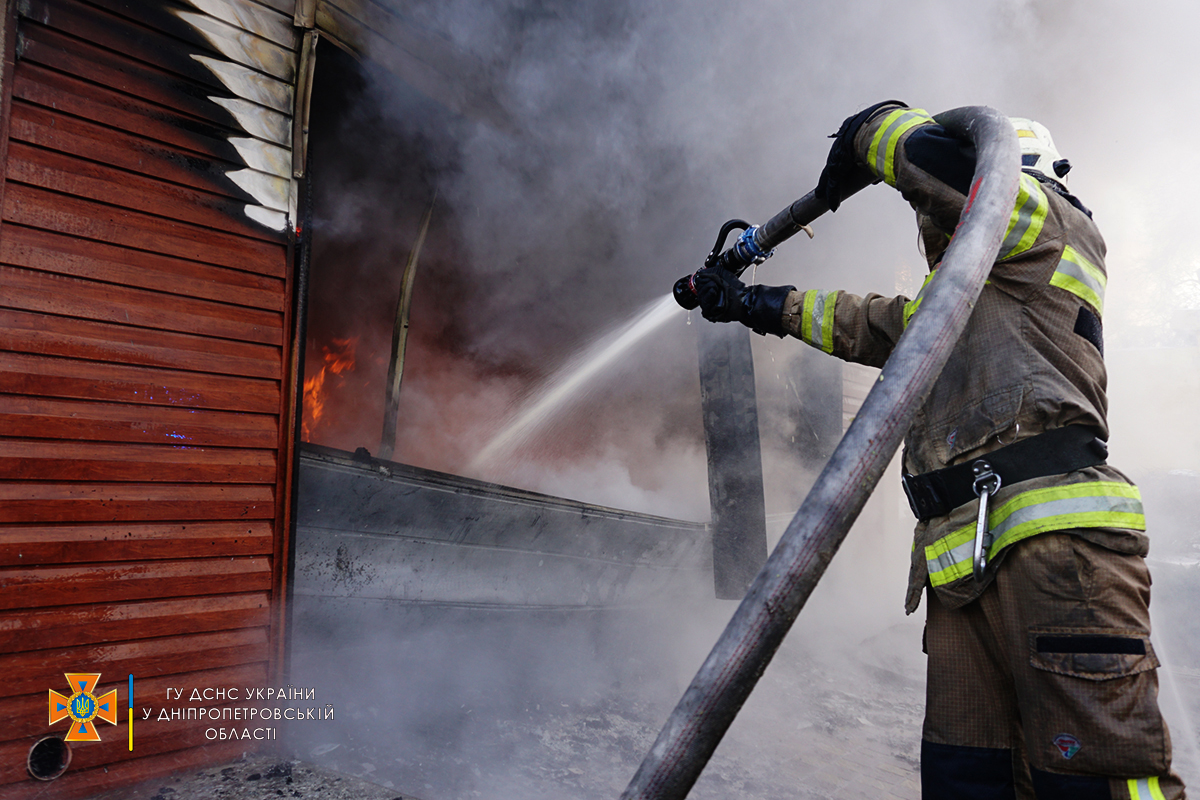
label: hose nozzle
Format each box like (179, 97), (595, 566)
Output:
(674, 273), (701, 310)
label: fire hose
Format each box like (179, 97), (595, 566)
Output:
(621, 106), (1021, 800)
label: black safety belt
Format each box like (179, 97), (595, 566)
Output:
(901, 426), (1109, 521)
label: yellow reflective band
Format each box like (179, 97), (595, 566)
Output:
(925, 481), (1145, 587)
(800, 290), (817, 344)
(867, 110), (906, 180)
(1051, 245), (1106, 315)
(818, 290), (838, 353)
(1128, 776), (1168, 800)
(903, 270), (937, 329)
(925, 526), (977, 585)
(1016, 129), (1038, 138)
(867, 108), (934, 187)
(998, 174), (1048, 259)
(799, 290), (838, 353)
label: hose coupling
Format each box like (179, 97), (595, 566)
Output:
(734, 226), (774, 265)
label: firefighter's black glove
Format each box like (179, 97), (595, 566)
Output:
(693, 268), (794, 337)
(816, 100), (904, 212)
(693, 267), (748, 324)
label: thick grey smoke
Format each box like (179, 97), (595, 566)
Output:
(321, 0), (1200, 501)
(295, 0), (1200, 795)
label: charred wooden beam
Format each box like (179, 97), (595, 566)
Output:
(697, 322), (769, 599)
(378, 193), (435, 460)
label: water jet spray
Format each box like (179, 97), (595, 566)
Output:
(471, 294), (685, 472)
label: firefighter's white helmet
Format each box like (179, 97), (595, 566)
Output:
(1010, 117), (1070, 187)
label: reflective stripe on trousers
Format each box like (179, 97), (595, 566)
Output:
(1129, 776), (1169, 800)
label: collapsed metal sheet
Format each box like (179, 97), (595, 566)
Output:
(293, 444), (711, 615)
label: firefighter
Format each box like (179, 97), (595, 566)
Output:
(693, 103), (1186, 800)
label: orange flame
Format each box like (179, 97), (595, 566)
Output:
(302, 337), (359, 441)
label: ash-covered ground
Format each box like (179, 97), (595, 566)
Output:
(86, 756), (408, 800)
(267, 472), (1200, 800)
(284, 605), (927, 800)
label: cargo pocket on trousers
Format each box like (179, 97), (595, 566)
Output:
(1028, 627), (1159, 679)
(1024, 626), (1168, 776)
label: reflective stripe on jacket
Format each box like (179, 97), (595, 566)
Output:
(924, 479), (1145, 587)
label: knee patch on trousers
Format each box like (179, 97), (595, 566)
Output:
(921, 740), (1015, 800)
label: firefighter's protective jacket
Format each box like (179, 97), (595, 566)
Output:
(779, 104), (1148, 613)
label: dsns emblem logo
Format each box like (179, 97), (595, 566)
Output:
(49, 674), (118, 742)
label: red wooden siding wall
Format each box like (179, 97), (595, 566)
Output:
(0, 0), (299, 795)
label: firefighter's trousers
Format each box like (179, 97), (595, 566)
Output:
(921, 532), (1186, 800)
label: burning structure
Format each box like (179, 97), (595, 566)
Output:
(0, 1), (806, 795)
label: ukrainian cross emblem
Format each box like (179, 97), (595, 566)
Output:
(49, 673), (118, 742)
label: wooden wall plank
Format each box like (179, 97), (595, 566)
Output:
(0, 482), (275, 525)
(19, 21), (254, 132)
(0, 395), (278, 448)
(0, 266), (282, 345)
(2, 627), (269, 697)
(0, 558), (273, 613)
(8, 141), (284, 242)
(0, 352), (280, 413)
(0, 223), (284, 311)
(30, 3), (298, 112)
(2, 661), (269, 743)
(0, 262), (281, 345)
(0, 439), (277, 482)
(3, 184), (284, 272)
(22, 0), (238, 95)
(0, 485), (274, 525)
(0, 592), (271, 653)
(0, 521), (274, 564)
(10, 101), (259, 201)
(0, 309), (281, 379)
(18, 20), (293, 149)
(176, 0), (298, 49)
(26, 0), (296, 82)
(12, 62), (247, 166)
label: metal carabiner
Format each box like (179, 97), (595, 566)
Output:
(971, 460), (1002, 582)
